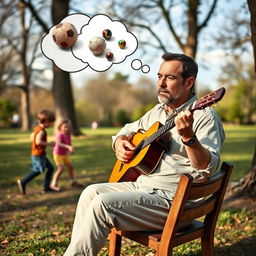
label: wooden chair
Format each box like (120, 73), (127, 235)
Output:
(109, 161), (233, 256)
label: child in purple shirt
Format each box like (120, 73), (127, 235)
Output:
(51, 119), (83, 191)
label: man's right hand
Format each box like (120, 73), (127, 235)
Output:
(114, 135), (135, 162)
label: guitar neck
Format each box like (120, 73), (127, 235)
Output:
(142, 117), (176, 148)
(139, 87), (226, 150)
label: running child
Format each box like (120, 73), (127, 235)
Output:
(17, 109), (56, 195)
(51, 119), (83, 191)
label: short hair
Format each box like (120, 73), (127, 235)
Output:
(37, 110), (55, 124)
(162, 53), (198, 81)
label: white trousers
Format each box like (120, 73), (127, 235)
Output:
(64, 182), (170, 256)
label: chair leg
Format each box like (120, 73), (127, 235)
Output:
(109, 229), (122, 256)
(201, 236), (214, 256)
(157, 249), (172, 256)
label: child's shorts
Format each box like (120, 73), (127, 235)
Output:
(53, 154), (71, 166)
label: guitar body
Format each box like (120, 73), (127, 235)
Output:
(109, 122), (171, 183)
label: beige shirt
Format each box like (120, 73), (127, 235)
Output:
(112, 95), (225, 200)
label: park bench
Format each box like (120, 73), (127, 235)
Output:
(109, 161), (233, 256)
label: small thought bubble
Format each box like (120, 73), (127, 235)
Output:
(131, 59), (142, 70)
(131, 59), (150, 74)
(141, 65), (150, 74)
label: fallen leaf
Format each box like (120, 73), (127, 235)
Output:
(1, 239), (9, 245)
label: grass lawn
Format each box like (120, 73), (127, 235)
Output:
(0, 125), (255, 255)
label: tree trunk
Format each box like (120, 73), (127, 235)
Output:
(51, 0), (82, 135)
(248, 0), (256, 72)
(52, 65), (80, 135)
(231, 0), (256, 196)
(185, 0), (199, 58)
(19, 0), (31, 130)
(232, 145), (256, 196)
(20, 87), (31, 130)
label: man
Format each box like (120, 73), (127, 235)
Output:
(64, 53), (225, 256)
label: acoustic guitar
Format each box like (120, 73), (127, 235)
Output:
(109, 87), (226, 183)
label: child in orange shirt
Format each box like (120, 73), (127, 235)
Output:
(17, 110), (57, 195)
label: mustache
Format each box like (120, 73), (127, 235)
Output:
(158, 88), (169, 94)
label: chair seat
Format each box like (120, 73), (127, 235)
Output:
(116, 220), (205, 245)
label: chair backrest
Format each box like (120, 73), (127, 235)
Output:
(161, 162), (233, 245)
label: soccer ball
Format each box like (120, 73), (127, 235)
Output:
(88, 36), (106, 55)
(52, 22), (78, 49)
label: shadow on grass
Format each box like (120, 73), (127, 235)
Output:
(0, 172), (110, 215)
(0, 192), (81, 214)
(215, 235), (256, 256)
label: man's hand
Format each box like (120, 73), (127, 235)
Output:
(114, 135), (135, 162)
(175, 109), (194, 141)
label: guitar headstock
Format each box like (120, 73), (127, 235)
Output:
(192, 87), (226, 111)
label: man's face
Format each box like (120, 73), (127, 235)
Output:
(157, 60), (192, 108)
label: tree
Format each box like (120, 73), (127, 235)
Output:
(0, 1), (47, 130)
(108, 0), (218, 58)
(21, 0), (82, 135)
(218, 60), (256, 124)
(231, 0), (256, 196)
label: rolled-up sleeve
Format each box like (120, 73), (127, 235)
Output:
(193, 108), (225, 177)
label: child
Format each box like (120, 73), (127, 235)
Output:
(50, 119), (83, 191)
(17, 110), (56, 195)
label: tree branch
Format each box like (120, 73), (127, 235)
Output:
(19, 0), (49, 33)
(128, 21), (168, 53)
(198, 0), (218, 31)
(157, 0), (184, 51)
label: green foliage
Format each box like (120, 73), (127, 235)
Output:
(75, 72), (156, 126)
(114, 109), (131, 126)
(131, 103), (156, 121)
(217, 61), (256, 124)
(220, 125), (256, 181)
(218, 208), (249, 226)
(0, 98), (17, 127)
(111, 72), (129, 82)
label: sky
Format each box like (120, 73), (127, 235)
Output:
(41, 0), (252, 91)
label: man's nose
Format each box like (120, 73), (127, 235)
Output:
(158, 77), (166, 87)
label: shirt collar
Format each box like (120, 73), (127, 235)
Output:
(160, 93), (198, 117)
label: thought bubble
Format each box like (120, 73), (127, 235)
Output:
(41, 13), (145, 73)
(72, 14), (138, 72)
(131, 59), (150, 74)
(41, 13), (90, 72)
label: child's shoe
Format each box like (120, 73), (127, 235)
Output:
(70, 180), (84, 188)
(41, 187), (59, 194)
(17, 179), (26, 195)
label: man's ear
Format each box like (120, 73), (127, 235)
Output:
(186, 76), (195, 90)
